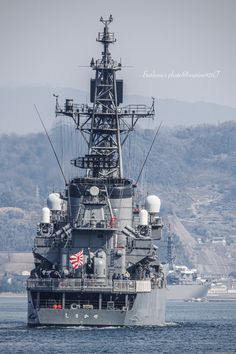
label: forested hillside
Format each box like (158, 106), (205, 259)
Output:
(0, 121), (236, 273)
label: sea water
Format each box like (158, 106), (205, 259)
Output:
(0, 297), (235, 354)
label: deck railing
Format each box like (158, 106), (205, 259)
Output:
(27, 278), (154, 293)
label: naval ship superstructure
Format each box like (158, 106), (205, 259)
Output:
(27, 16), (166, 326)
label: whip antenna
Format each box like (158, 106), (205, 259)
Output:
(135, 122), (162, 186)
(34, 104), (67, 185)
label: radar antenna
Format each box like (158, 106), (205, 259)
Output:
(56, 16), (155, 179)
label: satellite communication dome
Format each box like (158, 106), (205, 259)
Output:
(47, 193), (62, 211)
(145, 195), (161, 213)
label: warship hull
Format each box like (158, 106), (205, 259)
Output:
(167, 283), (210, 301)
(27, 287), (166, 326)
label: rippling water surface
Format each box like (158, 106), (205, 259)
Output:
(0, 297), (236, 353)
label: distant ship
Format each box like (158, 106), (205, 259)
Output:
(167, 265), (210, 300)
(27, 15), (166, 326)
(207, 280), (236, 301)
(165, 229), (210, 301)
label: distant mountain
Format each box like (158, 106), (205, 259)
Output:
(0, 86), (236, 134)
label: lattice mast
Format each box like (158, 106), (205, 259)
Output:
(56, 15), (155, 179)
(88, 15), (123, 178)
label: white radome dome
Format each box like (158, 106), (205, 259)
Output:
(47, 193), (62, 211)
(145, 195), (161, 213)
(41, 207), (50, 223)
(139, 209), (148, 226)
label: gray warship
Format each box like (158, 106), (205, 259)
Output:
(166, 230), (210, 301)
(27, 15), (166, 326)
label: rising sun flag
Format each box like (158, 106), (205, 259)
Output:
(69, 250), (84, 269)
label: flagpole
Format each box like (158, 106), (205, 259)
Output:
(81, 248), (84, 284)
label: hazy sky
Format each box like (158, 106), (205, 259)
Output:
(0, 0), (235, 107)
